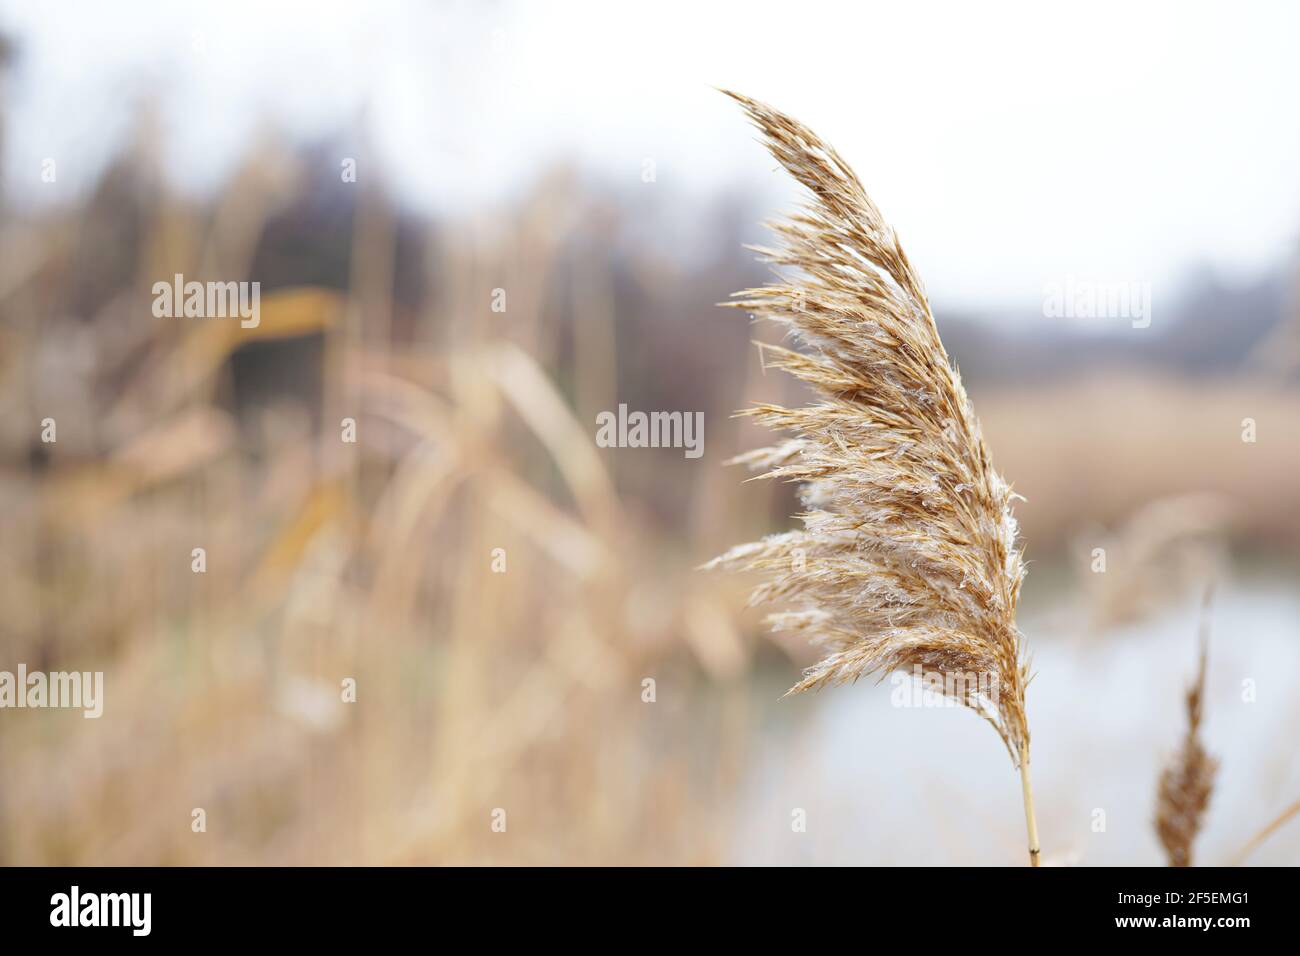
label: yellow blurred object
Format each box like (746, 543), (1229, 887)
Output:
(253, 479), (350, 582)
(242, 287), (344, 344)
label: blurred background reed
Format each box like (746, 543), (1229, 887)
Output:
(0, 1), (1297, 865)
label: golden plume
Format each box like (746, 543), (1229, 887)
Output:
(708, 91), (1039, 864)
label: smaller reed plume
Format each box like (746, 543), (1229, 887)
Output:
(708, 91), (1039, 864)
(1154, 586), (1219, 866)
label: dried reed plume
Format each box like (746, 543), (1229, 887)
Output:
(1154, 587), (1219, 866)
(708, 91), (1039, 864)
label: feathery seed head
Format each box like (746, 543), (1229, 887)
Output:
(709, 91), (1032, 764)
(1155, 591), (1218, 866)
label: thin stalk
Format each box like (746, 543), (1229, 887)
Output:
(1019, 742), (1041, 867)
(1230, 797), (1300, 866)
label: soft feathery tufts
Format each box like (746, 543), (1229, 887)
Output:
(707, 91), (1032, 765)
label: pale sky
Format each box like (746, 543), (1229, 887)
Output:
(4, 0), (1299, 316)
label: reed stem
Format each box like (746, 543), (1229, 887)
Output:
(1019, 742), (1041, 867)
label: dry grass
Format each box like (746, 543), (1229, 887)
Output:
(975, 374), (1300, 553)
(1154, 587), (1219, 866)
(2, 91), (1295, 868)
(0, 144), (751, 866)
(708, 91), (1038, 863)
